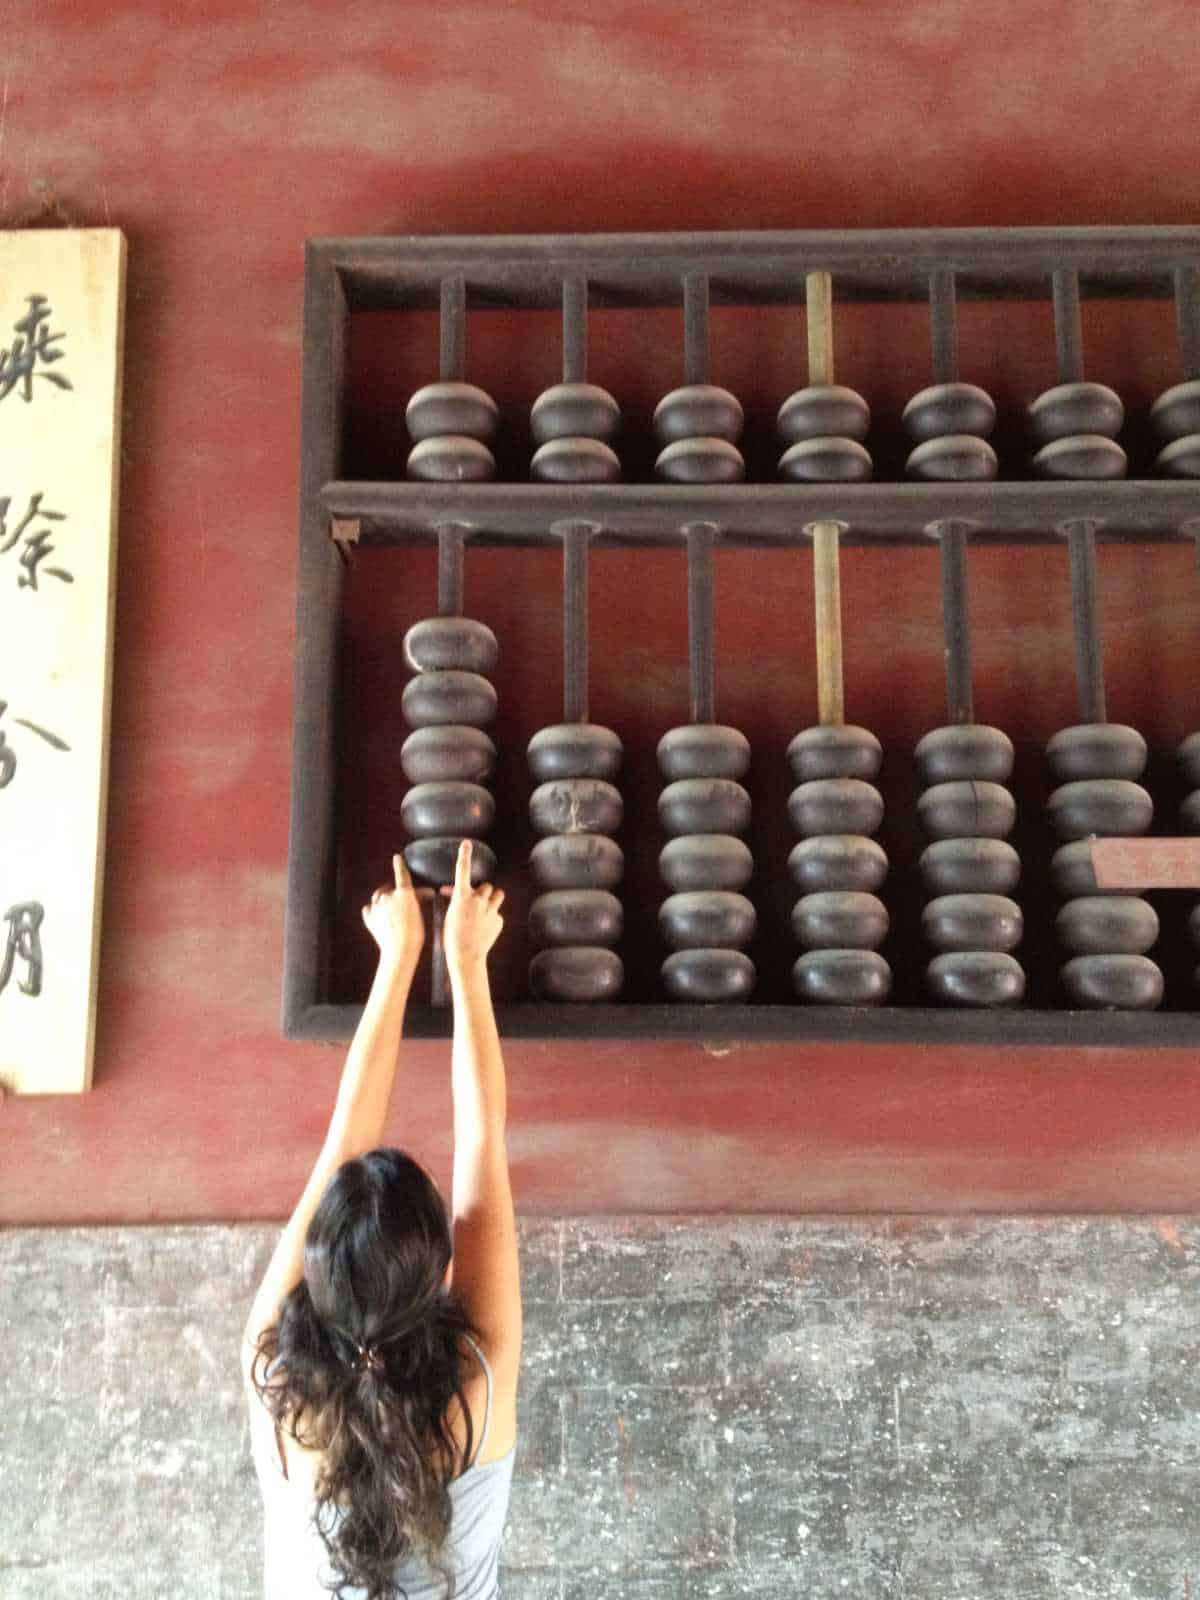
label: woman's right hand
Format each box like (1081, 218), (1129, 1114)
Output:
(441, 839), (505, 974)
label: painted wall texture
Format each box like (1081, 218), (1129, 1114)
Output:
(3, 2), (1200, 1221)
(2, 1218), (1197, 1597)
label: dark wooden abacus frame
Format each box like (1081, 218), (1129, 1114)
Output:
(284, 227), (1200, 1046)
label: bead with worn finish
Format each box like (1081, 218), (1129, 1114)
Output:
(792, 949), (891, 1006)
(529, 946), (624, 1003)
(662, 948), (756, 1002)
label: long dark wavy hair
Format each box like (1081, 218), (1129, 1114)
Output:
(252, 1148), (479, 1600)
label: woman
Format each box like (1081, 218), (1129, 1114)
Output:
(242, 840), (520, 1600)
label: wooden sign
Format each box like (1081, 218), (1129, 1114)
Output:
(1090, 837), (1200, 890)
(0, 231), (126, 1094)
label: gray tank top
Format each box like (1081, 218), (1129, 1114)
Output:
(252, 1335), (515, 1599)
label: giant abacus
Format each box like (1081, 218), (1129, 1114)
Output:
(285, 228), (1200, 1046)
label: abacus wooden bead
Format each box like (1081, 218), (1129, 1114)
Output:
(529, 779), (623, 837)
(659, 778), (752, 837)
(906, 434), (998, 481)
(406, 382), (500, 443)
(919, 838), (1021, 896)
(777, 386), (870, 443)
(401, 725), (496, 785)
(530, 833), (624, 890)
(654, 384), (745, 483)
(788, 779), (884, 838)
(1034, 435), (1127, 480)
(1182, 718), (1200, 842)
(788, 835), (888, 894)
(660, 890), (756, 949)
(904, 383), (997, 442)
(528, 724), (623, 782)
(1028, 382), (1124, 443)
(1057, 896), (1159, 956)
(787, 725), (882, 782)
(401, 781), (495, 839)
(529, 946), (624, 1003)
(1152, 378), (1200, 475)
(778, 438), (873, 484)
(401, 670), (498, 729)
(403, 617), (499, 675)
(662, 948), (755, 1002)
(916, 781), (1016, 840)
(792, 948), (891, 1005)
(530, 438), (621, 483)
(659, 834), (754, 892)
(1050, 840), (1109, 898)
(1046, 723), (1147, 781)
(656, 438), (745, 483)
(1157, 437), (1200, 478)
(531, 367), (621, 483)
(926, 952), (1025, 1007)
(529, 889), (624, 947)
(654, 385), (744, 443)
(922, 894), (1023, 953)
(904, 384), (999, 481)
(406, 378), (499, 482)
(404, 837), (496, 886)
(791, 891), (888, 950)
(914, 725), (1013, 785)
(658, 724), (751, 781)
(1178, 730), (1200, 789)
(531, 383), (621, 443)
(1061, 954), (1163, 1010)
(407, 437), (497, 483)
(1047, 779), (1154, 839)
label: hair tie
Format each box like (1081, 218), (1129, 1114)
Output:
(354, 1343), (384, 1374)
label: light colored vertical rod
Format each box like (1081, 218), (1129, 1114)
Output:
(807, 271), (844, 726)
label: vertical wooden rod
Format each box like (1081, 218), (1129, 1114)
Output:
(930, 268), (959, 385)
(437, 524), (465, 618)
(1176, 265), (1200, 378)
(812, 522), (844, 727)
(806, 270), (834, 387)
(686, 522), (716, 725)
(1052, 268), (1084, 384)
(1067, 520), (1107, 723)
(440, 274), (465, 382)
(561, 521), (590, 725)
(430, 896), (448, 1008)
(806, 271), (845, 726)
(563, 276), (587, 385)
(939, 522), (974, 724)
(683, 272), (710, 386)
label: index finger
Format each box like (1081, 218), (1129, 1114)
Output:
(454, 837), (473, 895)
(393, 852), (409, 889)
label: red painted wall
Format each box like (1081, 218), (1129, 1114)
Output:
(3, 1), (1200, 1223)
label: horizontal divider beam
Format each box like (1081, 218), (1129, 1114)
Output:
(322, 480), (1200, 549)
(287, 1001), (1200, 1048)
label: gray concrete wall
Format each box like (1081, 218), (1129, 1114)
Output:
(2, 1218), (1197, 1598)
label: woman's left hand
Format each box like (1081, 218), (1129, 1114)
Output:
(362, 853), (428, 971)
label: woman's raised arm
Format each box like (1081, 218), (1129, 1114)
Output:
(442, 840), (522, 1391)
(240, 854), (426, 1379)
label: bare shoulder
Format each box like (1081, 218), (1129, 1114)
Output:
(452, 1336), (517, 1468)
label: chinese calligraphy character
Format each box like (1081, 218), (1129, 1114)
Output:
(0, 295), (73, 404)
(0, 493), (73, 590)
(0, 701), (70, 790)
(0, 902), (44, 997)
